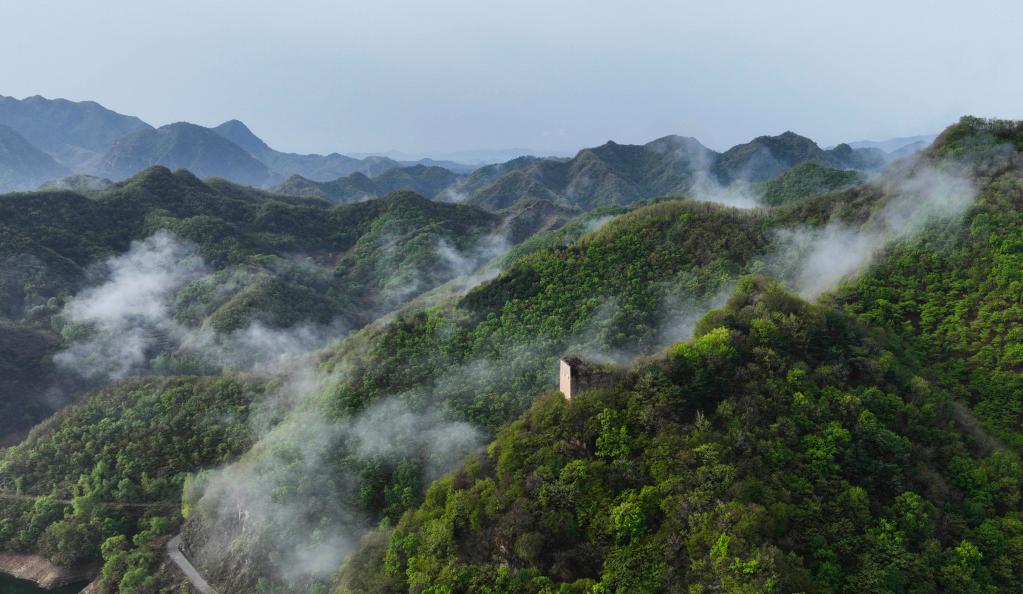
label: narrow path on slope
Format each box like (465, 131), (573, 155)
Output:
(0, 492), (177, 509)
(166, 535), (219, 594)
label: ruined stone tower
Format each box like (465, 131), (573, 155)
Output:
(559, 356), (614, 400)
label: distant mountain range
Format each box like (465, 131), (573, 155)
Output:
(0, 94), (934, 209)
(271, 164), (461, 203)
(346, 147), (576, 166)
(438, 132), (889, 211)
(0, 95), (483, 191)
(846, 134), (937, 155)
(0, 94), (150, 170)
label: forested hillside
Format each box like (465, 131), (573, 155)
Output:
(333, 116), (1023, 593)
(176, 132), (927, 591)
(340, 276), (1020, 593)
(0, 166), (563, 443)
(0, 116), (1017, 594)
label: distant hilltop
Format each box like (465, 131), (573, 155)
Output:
(0, 94), (934, 212)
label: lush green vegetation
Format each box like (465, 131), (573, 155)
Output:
(0, 167), (577, 592)
(0, 170), (544, 442)
(0, 376), (259, 589)
(0, 168), (503, 324)
(321, 199), (771, 430)
(6, 116), (1023, 594)
(320, 117), (1023, 593)
(758, 162), (864, 206)
(338, 276), (1023, 593)
(169, 198), (775, 593)
(837, 118), (1023, 451)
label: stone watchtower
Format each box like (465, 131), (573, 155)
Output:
(559, 355), (614, 401)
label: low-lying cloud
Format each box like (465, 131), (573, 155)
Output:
(54, 231), (347, 381)
(56, 232), (207, 379)
(770, 163), (977, 298)
(190, 393), (482, 589)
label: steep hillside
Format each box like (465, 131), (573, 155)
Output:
(0, 376), (261, 572)
(6, 118), (1021, 594)
(0, 322), (63, 446)
(178, 198), (776, 592)
(838, 116), (1023, 448)
(95, 123), (271, 185)
(0, 169), (575, 587)
(331, 117), (1023, 593)
(272, 165), (461, 203)
(0, 167), (518, 330)
(0, 125), (68, 192)
(0, 95), (151, 169)
(210, 119), (273, 157)
(341, 276), (1023, 593)
(173, 119), (1014, 593)
(210, 119), (403, 182)
(0, 168), (566, 444)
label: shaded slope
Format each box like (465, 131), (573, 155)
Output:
(96, 123), (271, 185)
(0, 125), (68, 191)
(0, 169), (569, 442)
(0, 167), (508, 329)
(0, 322), (63, 446)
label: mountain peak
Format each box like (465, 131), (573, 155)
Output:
(98, 124), (270, 186)
(212, 119), (271, 157)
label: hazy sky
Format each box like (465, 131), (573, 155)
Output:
(2, 0), (1020, 155)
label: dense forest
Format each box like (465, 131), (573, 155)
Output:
(332, 117), (1023, 593)
(1, 116), (1021, 594)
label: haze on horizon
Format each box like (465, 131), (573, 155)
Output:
(2, 0), (1020, 157)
